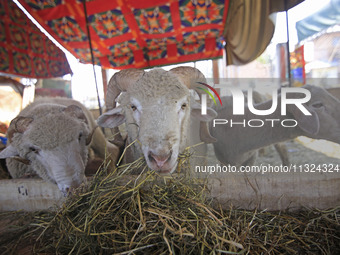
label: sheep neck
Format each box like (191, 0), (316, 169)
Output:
(225, 98), (304, 155)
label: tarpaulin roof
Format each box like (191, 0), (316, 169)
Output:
(296, 0), (340, 43)
(224, 0), (305, 66)
(0, 0), (72, 78)
(17, 0), (229, 70)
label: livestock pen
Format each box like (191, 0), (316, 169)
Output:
(1, 87), (340, 253)
(1, 0), (339, 253)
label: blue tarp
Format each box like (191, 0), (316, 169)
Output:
(296, 0), (340, 42)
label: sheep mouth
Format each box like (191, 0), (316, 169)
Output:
(158, 169), (172, 174)
(148, 151), (172, 164)
(147, 150), (177, 174)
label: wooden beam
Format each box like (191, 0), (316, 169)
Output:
(212, 59), (220, 94)
(101, 67), (108, 102)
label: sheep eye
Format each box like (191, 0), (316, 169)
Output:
(29, 147), (40, 154)
(181, 103), (187, 110)
(78, 132), (83, 141)
(312, 102), (324, 108)
(131, 105), (137, 111)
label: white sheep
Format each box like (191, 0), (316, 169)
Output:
(210, 85), (340, 166)
(97, 67), (217, 174)
(0, 97), (119, 195)
(34, 97), (119, 166)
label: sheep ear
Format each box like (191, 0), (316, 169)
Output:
(97, 107), (125, 128)
(288, 105), (320, 135)
(191, 102), (217, 122)
(64, 105), (87, 123)
(199, 122), (217, 143)
(191, 102), (217, 143)
(0, 144), (19, 159)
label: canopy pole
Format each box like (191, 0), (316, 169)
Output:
(285, 0), (292, 86)
(82, 0), (103, 115)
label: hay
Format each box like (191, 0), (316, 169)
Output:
(0, 154), (339, 254)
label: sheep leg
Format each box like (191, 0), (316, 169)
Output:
(274, 143), (290, 166)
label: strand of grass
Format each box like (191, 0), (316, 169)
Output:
(215, 249), (247, 254)
(116, 139), (140, 166)
(178, 195), (223, 226)
(122, 171), (155, 195)
(115, 243), (157, 255)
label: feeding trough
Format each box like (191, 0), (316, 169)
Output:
(1, 148), (339, 212)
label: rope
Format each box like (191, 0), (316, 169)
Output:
(82, 0), (103, 115)
(284, 0), (292, 87)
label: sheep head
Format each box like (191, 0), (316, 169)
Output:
(287, 85), (340, 144)
(98, 67), (217, 174)
(0, 104), (94, 195)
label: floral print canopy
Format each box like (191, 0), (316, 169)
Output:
(16, 0), (229, 69)
(0, 0), (72, 78)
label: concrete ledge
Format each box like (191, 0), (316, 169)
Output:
(0, 179), (65, 211)
(1, 171), (339, 211)
(208, 171), (340, 210)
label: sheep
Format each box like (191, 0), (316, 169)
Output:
(34, 97), (119, 166)
(0, 97), (119, 195)
(210, 85), (340, 166)
(251, 90), (289, 166)
(97, 67), (217, 174)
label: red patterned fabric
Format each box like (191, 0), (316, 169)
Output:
(0, 0), (72, 78)
(17, 0), (229, 69)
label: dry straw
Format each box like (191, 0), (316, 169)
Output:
(0, 150), (339, 254)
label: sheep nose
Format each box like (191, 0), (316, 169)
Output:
(148, 151), (172, 168)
